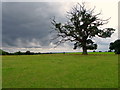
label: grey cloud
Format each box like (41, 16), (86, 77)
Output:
(2, 2), (116, 52)
(2, 2), (67, 48)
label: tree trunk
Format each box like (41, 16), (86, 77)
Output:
(82, 46), (88, 55)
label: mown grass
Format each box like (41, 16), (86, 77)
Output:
(2, 54), (118, 88)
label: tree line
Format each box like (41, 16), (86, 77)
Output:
(0, 50), (53, 55)
(0, 39), (120, 55)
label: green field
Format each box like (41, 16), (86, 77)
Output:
(2, 53), (118, 88)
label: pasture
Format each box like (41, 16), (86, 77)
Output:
(2, 53), (118, 88)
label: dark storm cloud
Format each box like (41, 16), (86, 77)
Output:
(2, 2), (67, 48)
(2, 2), (116, 52)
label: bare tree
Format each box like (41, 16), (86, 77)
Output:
(51, 3), (115, 55)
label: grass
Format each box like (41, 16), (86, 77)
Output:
(2, 53), (118, 88)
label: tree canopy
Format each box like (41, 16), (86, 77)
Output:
(109, 39), (120, 54)
(51, 3), (115, 55)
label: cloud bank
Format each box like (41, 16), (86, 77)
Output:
(2, 2), (118, 52)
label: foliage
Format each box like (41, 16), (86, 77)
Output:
(109, 39), (120, 54)
(51, 3), (115, 55)
(0, 49), (9, 55)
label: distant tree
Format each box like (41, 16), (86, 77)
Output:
(0, 49), (9, 55)
(0, 50), (1, 55)
(108, 50), (112, 52)
(25, 51), (31, 55)
(14, 51), (22, 55)
(93, 50), (96, 52)
(109, 39), (120, 54)
(51, 3), (115, 55)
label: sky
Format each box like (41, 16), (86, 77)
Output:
(1, 1), (119, 53)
